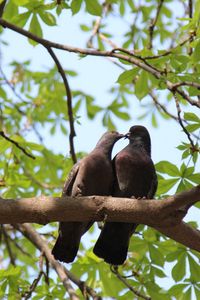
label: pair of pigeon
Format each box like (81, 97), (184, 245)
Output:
(52, 125), (157, 265)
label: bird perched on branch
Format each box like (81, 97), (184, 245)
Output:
(52, 131), (124, 263)
(93, 125), (157, 265)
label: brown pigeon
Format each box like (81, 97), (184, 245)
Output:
(93, 125), (157, 265)
(52, 131), (124, 263)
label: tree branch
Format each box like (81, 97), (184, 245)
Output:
(22, 271), (44, 300)
(111, 266), (150, 300)
(14, 223), (101, 300)
(0, 0), (7, 18)
(46, 47), (77, 164)
(0, 130), (35, 159)
(0, 185), (200, 252)
(1, 18), (199, 109)
(1, 225), (16, 266)
(155, 221), (200, 251)
(148, 0), (164, 49)
(173, 91), (195, 149)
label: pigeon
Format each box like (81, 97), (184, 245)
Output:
(52, 131), (124, 263)
(93, 125), (157, 265)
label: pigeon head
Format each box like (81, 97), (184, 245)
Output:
(125, 125), (151, 155)
(95, 131), (124, 157)
(96, 131), (124, 150)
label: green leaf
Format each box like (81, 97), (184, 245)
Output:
(0, 266), (22, 278)
(180, 287), (192, 300)
(117, 68), (138, 85)
(149, 244), (164, 266)
(85, 0), (102, 16)
(3, 1), (18, 20)
(80, 24), (91, 31)
(184, 112), (200, 123)
(60, 123), (68, 135)
(157, 178), (179, 194)
(191, 40), (200, 62)
(11, 11), (31, 27)
(111, 110), (130, 120)
(185, 123), (200, 132)
(194, 286), (200, 299)
(143, 228), (157, 242)
(156, 161), (180, 176)
(12, 0), (29, 5)
(169, 284), (188, 298)
(187, 173), (200, 184)
(0, 139), (11, 153)
(171, 253), (186, 282)
(71, 0), (83, 15)
(135, 70), (149, 100)
(188, 254), (200, 281)
(29, 14), (43, 45)
(38, 11), (57, 26)
(25, 142), (44, 151)
(166, 250), (183, 262)
(151, 113), (158, 128)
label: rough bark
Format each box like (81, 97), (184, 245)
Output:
(0, 185), (200, 252)
(0, 185), (199, 225)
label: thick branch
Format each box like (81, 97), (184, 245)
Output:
(0, 186), (199, 225)
(0, 186), (200, 252)
(154, 221), (200, 251)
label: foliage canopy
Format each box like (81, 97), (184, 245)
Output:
(0, 0), (200, 299)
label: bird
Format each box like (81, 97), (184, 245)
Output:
(93, 125), (157, 265)
(52, 131), (124, 263)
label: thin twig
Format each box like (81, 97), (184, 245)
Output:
(46, 47), (77, 164)
(112, 47), (163, 73)
(148, 0), (164, 49)
(4, 229), (32, 257)
(87, 17), (102, 48)
(149, 91), (200, 140)
(0, 0), (7, 18)
(111, 266), (151, 300)
(0, 66), (29, 106)
(171, 81), (200, 89)
(98, 32), (118, 48)
(143, 36), (192, 60)
(1, 225), (16, 266)
(87, 3), (109, 48)
(188, 0), (193, 18)
(188, 0), (194, 54)
(22, 271), (44, 300)
(173, 91), (195, 149)
(0, 130), (35, 159)
(149, 91), (178, 121)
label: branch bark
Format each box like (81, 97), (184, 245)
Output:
(0, 18), (200, 109)
(14, 223), (101, 300)
(0, 185), (200, 252)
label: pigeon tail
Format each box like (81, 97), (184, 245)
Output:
(52, 234), (79, 263)
(94, 222), (137, 265)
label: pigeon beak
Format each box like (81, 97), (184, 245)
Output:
(124, 132), (130, 139)
(120, 133), (127, 139)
